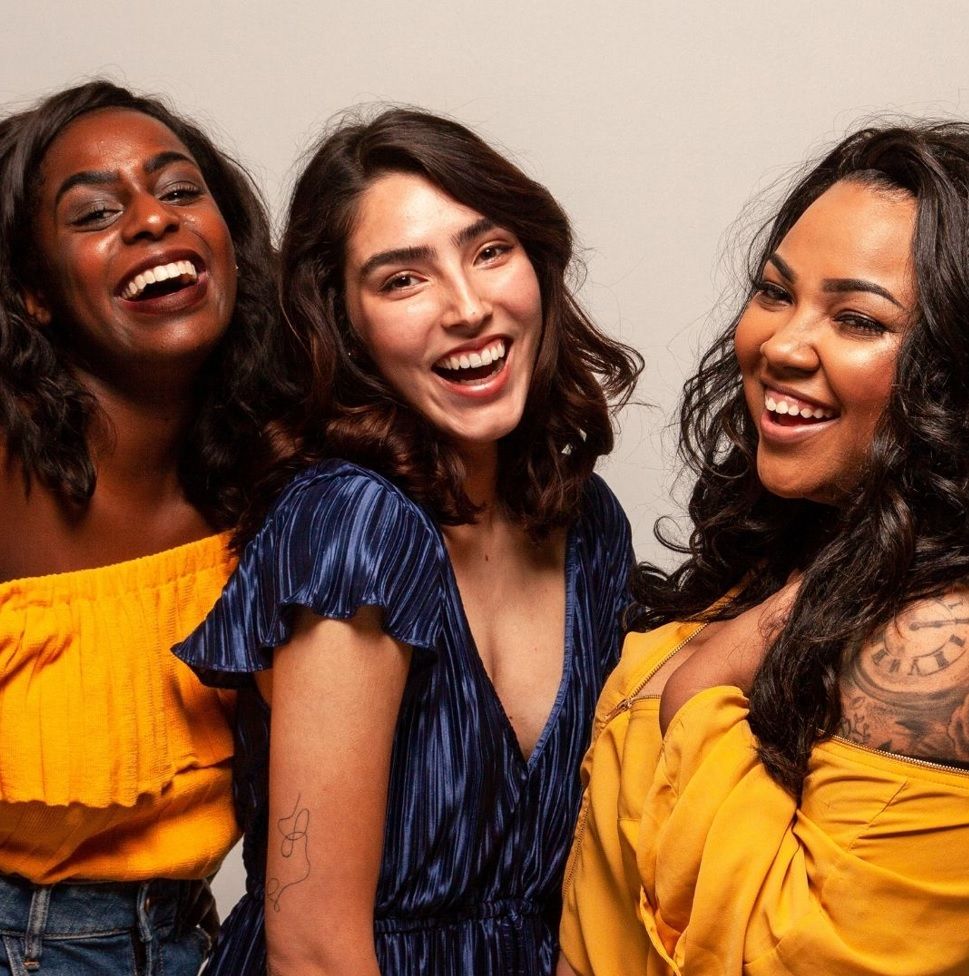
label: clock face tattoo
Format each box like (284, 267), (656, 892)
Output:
(839, 594), (969, 763)
(853, 598), (969, 706)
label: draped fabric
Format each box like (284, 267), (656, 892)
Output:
(174, 460), (632, 975)
(561, 624), (969, 976)
(0, 533), (239, 883)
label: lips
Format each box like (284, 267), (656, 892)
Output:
(120, 259), (198, 300)
(432, 337), (508, 384)
(763, 386), (839, 427)
(115, 251), (206, 302)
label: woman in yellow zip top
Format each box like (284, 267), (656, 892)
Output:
(560, 122), (969, 976)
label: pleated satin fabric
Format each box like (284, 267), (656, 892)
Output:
(174, 460), (633, 975)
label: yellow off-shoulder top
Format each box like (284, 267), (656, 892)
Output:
(561, 621), (969, 975)
(0, 533), (239, 883)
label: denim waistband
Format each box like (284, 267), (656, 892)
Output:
(0, 875), (211, 939)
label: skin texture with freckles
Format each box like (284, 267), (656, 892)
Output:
(734, 179), (916, 505)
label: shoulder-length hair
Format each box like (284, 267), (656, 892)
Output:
(633, 121), (969, 794)
(0, 80), (295, 528)
(252, 107), (641, 541)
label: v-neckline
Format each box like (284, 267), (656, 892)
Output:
(436, 520), (579, 771)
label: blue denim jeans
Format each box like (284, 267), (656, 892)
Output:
(0, 874), (215, 976)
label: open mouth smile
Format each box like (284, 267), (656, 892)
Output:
(764, 389), (838, 427)
(432, 338), (507, 384)
(120, 260), (200, 301)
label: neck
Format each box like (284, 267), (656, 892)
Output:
(458, 441), (500, 511)
(79, 366), (195, 495)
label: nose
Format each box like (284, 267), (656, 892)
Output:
(759, 306), (821, 374)
(120, 191), (180, 243)
(440, 272), (492, 331)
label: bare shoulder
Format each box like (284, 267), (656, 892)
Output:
(839, 591), (969, 766)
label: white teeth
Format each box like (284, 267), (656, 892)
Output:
(764, 392), (835, 421)
(436, 338), (507, 374)
(121, 260), (198, 299)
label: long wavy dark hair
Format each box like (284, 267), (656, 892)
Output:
(632, 121), (969, 794)
(242, 107), (641, 541)
(0, 80), (296, 528)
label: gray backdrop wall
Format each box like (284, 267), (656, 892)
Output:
(3, 0), (967, 911)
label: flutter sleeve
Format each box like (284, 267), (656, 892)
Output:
(173, 462), (444, 687)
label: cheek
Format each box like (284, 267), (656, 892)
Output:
(831, 346), (898, 420)
(732, 306), (765, 374)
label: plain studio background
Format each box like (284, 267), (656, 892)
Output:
(3, 0), (967, 912)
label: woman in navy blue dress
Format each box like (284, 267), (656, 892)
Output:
(176, 109), (641, 975)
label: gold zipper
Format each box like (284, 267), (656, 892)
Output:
(602, 622), (709, 722)
(563, 621), (709, 896)
(828, 733), (969, 776)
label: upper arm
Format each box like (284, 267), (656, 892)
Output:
(265, 605), (411, 974)
(839, 590), (969, 765)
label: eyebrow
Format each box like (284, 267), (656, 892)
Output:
(767, 252), (902, 308)
(766, 252), (796, 282)
(358, 217), (499, 279)
(54, 150), (197, 206)
(822, 278), (902, 308)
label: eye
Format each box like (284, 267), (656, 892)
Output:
(837, 312), (889, 336)
(70, 202), (121, 228)
(380, 272), (422, 293)
(751, 278), (791, 305)
(476, 242), (512, 264)
(159, 181), (204, 205)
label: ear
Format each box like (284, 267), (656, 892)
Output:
(21, 288), (51, 326)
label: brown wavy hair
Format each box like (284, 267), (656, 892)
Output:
(632, 121), (969, 794)
(242, 107), (641, 541)
(0, 80), (297, 528)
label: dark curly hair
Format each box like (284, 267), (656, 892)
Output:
(632, 121), (969, 794)
(0, 80), (296, 528)
(242, 107), (641, 541)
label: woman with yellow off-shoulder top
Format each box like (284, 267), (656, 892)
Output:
(0, 81), (293, 975)
(559, 123), (969, 976)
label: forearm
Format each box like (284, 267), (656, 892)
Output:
(266, 921), (381, 976)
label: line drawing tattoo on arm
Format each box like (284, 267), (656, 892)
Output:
(266, 794), (311, 913)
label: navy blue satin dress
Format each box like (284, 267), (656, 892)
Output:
(175, 460), (631, 975)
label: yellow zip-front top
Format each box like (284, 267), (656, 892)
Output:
(561, 620), (969, 975)
(0, 533), (239, 883)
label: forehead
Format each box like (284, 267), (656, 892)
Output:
(347, 171), (483, 259)
(38, 108), (195, 192)
(779, 179), (916, 284)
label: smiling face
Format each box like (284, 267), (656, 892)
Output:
(26, 108), (237, 388)
(343, 171), (543, 459)
(734, 179), (917, 504)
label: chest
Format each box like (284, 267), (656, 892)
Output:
(0, 473), (212, 581)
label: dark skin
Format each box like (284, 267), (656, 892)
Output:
(650, 585), (969, 769)
(0, 108), (236, 581)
